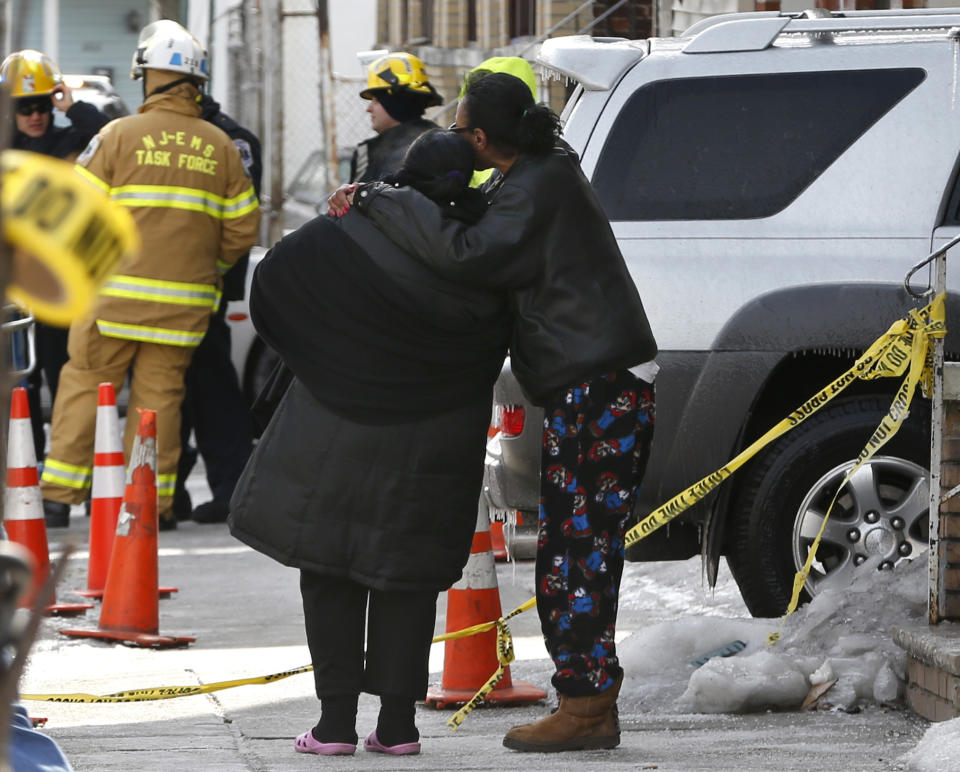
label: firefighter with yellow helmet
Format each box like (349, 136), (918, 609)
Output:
(2, 49), (113, 461)
(2, 49), (110, 161)
(39, 19), (260, 529)
(349, 52), (442, 183)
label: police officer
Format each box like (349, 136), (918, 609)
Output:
(350, 52), (442, 183)
(173, 95), (262, 524)
(40, 20), (260, 529)
(1, 50), (111, 461)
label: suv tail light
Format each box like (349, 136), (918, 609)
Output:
(500, 404), (525, 438)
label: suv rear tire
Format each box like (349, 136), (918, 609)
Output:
(727, 395), (930, 617)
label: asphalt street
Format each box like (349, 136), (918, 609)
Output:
(21, 493), (930, 772)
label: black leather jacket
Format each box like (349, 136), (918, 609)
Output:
(356, 144), (657, 405)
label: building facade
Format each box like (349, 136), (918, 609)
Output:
(374, 0), (950, 114)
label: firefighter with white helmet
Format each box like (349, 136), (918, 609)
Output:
(349, 52), (443, 183)
(1, 49), (113, 462)
(40, 19), (260, 529)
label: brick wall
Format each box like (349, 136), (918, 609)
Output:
(941, 398), (960, 618)
(905, 655), (960, 721)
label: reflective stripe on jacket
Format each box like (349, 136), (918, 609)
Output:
(76, 87), (260, 346)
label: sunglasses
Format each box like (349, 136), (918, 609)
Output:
(447, 122), (474, 134)
(16, 100), (52, 116)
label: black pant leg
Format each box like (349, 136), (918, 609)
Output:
(27, 323), (69, 461)
(186, 307), (253, 503)
(365, 588), (438, 698)
(37, 324), (69, 400)
(24, 369), (44, 461)
(300, 570), (367, 697)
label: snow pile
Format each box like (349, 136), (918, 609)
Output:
(617, 555), (927, 714)
(901, 717), (960, 771)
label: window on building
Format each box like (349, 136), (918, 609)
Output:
(421, 0), (434, 41)
(592, 68), (924, 221)
(468, 0), (477, 42)
(590, 0), (650, 40)
(510, 0), (536, 39)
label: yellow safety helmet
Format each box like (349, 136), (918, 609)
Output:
(0, 50), (62, 98)
(360, 52), (442, 106)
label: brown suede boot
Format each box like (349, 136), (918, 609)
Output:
(502, 673), (623, 753)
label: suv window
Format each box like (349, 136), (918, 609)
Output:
(593, 68), (924, 221)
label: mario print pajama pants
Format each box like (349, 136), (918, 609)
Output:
(537, 369), (655, 697)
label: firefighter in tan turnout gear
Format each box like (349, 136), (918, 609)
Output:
(40, 20), (260, 529)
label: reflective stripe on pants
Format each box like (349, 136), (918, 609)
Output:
(41, 315), (193, 518)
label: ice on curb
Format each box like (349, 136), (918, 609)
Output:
(617, 555), (927, 714)
(901, 716), (960, 771)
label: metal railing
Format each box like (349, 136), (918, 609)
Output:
(904, 238), (951, 624)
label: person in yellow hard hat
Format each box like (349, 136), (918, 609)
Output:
(1, 49), (113, 462)
(349, 52), (442, 183)
(2, 50), (110, 159)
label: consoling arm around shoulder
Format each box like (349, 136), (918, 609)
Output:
(357, 182), (543, 289)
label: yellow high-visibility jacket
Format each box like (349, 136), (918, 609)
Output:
(75, 87), (260, 347)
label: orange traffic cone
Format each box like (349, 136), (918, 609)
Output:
(425, 503), (546, 708)
(76, 384), (177, 599)
(4, 387), (92, 616)
(60, 409), (193, 648)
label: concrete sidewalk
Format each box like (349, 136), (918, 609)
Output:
(23, 519), (928, 771)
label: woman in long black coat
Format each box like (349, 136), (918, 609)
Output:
(228, 130), (510, 757)
(345, 71), (658, 754)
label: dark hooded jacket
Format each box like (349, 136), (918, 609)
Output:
(14, 101), (109, 159)
(355, 144), (658, 405)
(228, 210), (510, 592)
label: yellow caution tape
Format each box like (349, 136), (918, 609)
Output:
(625, 294), (946, 552)
(21, 664), (313, 703)
(432, 597), (537, 644)
(3, 150), (139, 327)
(766, 294), (945, 645)
(21, 600), (540, 711)
(27, 299), (943, 714)
(445, 598), (536, 730)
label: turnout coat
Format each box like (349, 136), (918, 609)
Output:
(229, 210), (509, 592)
(75, 87), (260, 348)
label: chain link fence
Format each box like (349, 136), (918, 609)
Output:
(281, 2), (321, 185)
(333, 74), (373, 183)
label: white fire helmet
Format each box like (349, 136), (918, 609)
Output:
(130, 20), (209, 82)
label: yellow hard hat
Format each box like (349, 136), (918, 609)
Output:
(0, 50), (62, 98)
(360, 52), (442, 106)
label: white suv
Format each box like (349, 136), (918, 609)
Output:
(485, 8), (960, 617)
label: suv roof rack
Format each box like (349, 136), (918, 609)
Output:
(682, 8), (960, 54)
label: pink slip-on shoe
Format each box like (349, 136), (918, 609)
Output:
(294, 730), (356, 755)
(364, 731), (421, 756)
